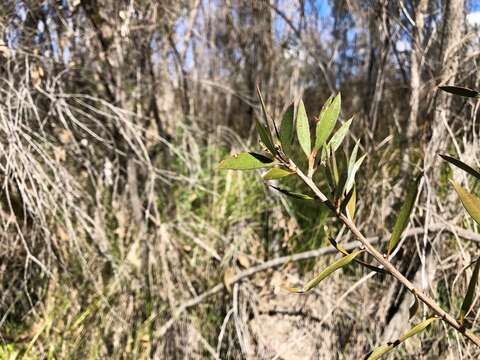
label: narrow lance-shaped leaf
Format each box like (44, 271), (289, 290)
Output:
(440, 154), (480, 181)
(439, 86), (480, 98)
(286, 250), (363, 293)
(460, 257), (480, 323)
(387, 174), (422, 256)
(218, 152), (274, 170)
(340, 186), (354, 215)
(328, 237), (385, 274)
(262, 168), (294, 180)
(330, 147), (339, 185)
(255, 118), (276, 155)
(451, 180), (480, 225)
(344, 154), (366, 195)
(257, 86), (280, 138)
(270, 186), (314, 200)
(333, 154), (349, 200)
(328, 117), (353, 154)
(348, 141), (360, 171)
(314, 93), (341, 151)
(296, 99), (311, 158)
(280, 102), (295, 156)
(364, 317), (438, 360)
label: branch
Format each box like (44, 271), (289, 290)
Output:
(292, 163), (480, 347)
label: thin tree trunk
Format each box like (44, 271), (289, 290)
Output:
(401, 0), (429, 176)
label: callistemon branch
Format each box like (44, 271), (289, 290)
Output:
(219, 90), (480, 357)
(291, 160), (480, 348)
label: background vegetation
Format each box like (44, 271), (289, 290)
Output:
(1, 0), (480, 358)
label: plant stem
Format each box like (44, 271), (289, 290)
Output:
(293, 163), (480, 348)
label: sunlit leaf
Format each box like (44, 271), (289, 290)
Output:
(262, 168), (294, 180)
(440, 154), (480, 181)
(364, 317), (438, 360)
(328, 117), (353, 154)
(270, 186), (314, 200)
(460, 257), (480, 323)
(346, 186), (356, 220)
(218, 152), (274, 170)
(328, 237), (385, 274)
(451, 180), (480, 225)
(387, 174), (422, 255)
(280, 102), (295, 156)
(296, 100), (311, 157)
(340, 187), (354, 213)
(439, 86), (480, 98)
(345, 154), (366, 194)
(314, 93), (341, 151)
(348, 141), (360, 171)
(286, 250), (363, 293)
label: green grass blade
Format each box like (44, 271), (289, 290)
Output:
(440, 154), (480, 181)
(314, 93), (341, 151)
(218, 152), (274, 170)
(296, 99), (311, 158)
(460, 257), (480, 323)
(439, 86), (480, 98)
(387, 174), (422, 255)
(451, 180), (480, 225)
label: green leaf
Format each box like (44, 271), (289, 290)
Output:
(451, 180), (480, 225)
(364, 317), (438, 360)
(328, 117), (353, 154)
(218, 152), (274, 170)
(348, 141), (360, 170)
(314, 93), (341, 151)
(328, 237), (385, 274)
(270, 186), (314, 200)
(286, 250), (363, 293)
(345, 154), (366, 195)
(333, 153), (349, 200)
(296, 100), (311, 158)
(255, 119), (276, 155)
(439, 86), (480, 98)
(262, 168), (294, 180)
(460, 257), (480, 323)
(280, 102), (295, 156)
(387, 174), (422, 255)
(440, 154), (480, 181)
